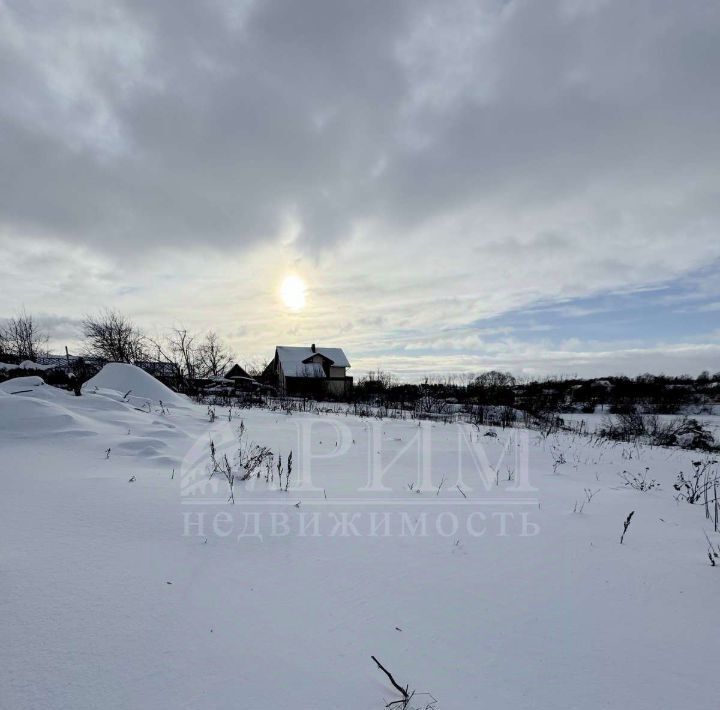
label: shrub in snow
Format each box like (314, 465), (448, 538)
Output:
(209, 421), (275, 502)
(674, 419), (715, 451)
(619, 468), (660, 492)
(673, 458), (719, 531)
(599, 412), (716, 451)
(705, 532), (720, 566)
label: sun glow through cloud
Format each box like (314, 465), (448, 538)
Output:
(280, 274), (307, 311)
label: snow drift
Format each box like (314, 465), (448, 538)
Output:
(0, 375), (45, 393)
(82, 363), (187, 406)
(0, 378), (90, 437)
(0, 395), (84, 435)
(0, 374), (191, 452)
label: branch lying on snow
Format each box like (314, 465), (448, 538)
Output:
(371, 655), (420, 709)
(370, 656), (439, 710)
(371, 655), (409, 705)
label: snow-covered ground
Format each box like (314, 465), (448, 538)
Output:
(561, 410), (720, 437)
(1, 366), (718, 709)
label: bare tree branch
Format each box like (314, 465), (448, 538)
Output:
(1, 311), (49, 361)
(371, 656), (409, 704)
(198, 331), (233, 378)
(81, 309), (147, 362)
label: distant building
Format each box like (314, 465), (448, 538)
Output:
(263, 344), (352, 398)
(134, 360), (177, 380)
(225, 364), (252, 380)
(222, 364), (260, 392)
(36, 354), (105, 373)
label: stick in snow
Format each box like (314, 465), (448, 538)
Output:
(620, 510), (634, 544)
(371, 655), (409, 704)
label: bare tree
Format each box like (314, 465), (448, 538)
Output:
(198, 331), (233, 377)
(168, 328), (200, 382)
(415, 381), (449, 415)
(1, 311), (49, 361)
(243, 356), (270, 379)
(81, 310), (147, 362)
(151, 329), (232, 388)
(360, 368), (397, 390)
(149, 328), (202, 392)
(474, 370), (516, 389)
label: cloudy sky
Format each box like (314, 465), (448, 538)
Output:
(2, 0), (719, 379)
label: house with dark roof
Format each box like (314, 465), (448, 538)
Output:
(220, 364), (260, 392)
(225, 363), (252, 380)
(263, 344), (352, 398)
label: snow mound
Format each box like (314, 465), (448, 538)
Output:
(82, 363), (187, 407)
(0, 393), (86, 436)
(0, 376), (45, 393)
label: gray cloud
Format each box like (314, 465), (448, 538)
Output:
(2, 0), (719, 259)
(2, 0), (720, 377)
(0, 0), (415, 252)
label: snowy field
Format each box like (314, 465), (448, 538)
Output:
(561, 410), (720, 438)
(1, 365), (718, 709)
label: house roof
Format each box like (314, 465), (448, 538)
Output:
(276, 346), (350, 377)
(225, 364), (252, 379)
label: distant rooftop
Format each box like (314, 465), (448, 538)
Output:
(276, 346), (350, 377)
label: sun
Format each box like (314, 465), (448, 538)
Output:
(280, 275), (307, 310)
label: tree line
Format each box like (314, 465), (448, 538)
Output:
(354, 369), (719, 415)
(1, 310), (718, 412)
(0, 309), (240, 395)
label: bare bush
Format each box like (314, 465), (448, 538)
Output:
(209, 421), (274, 502)
(600, 410), (646, 441)
(600, 411), (715, 451)
(1, 311), (49, 361)
(705, 532), (720, 566)
(674, 458), (719, 531)
(619, 468), (660, 491)
(235, 421), (273, 481)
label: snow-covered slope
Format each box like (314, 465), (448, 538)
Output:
(0, 387), (717, 709)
